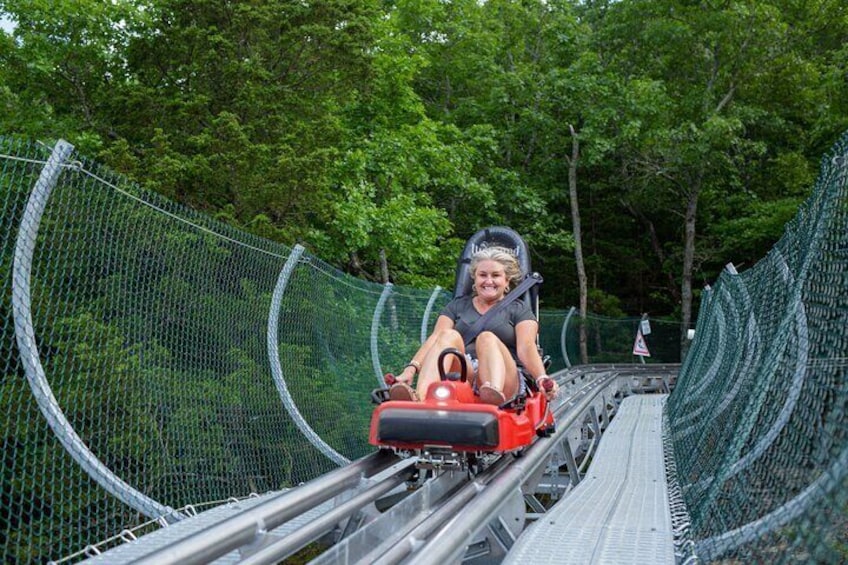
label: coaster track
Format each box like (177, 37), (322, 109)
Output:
(78, 365), (676, 565)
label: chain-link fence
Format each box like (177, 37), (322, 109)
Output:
(1, 138), (458, 562)
(556, 309), (684, 366)
(667, 132), (848, 563)
(0, 137), (606, 562)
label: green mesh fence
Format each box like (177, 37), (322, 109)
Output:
(0, 138), (458, 562)
(667, 132), (848, 563)
(557, 309), (683, 365)
(537, 308), (569, 373)
(0, 138), (594, 562)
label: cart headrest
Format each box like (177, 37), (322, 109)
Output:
(454, 226), (536, 307)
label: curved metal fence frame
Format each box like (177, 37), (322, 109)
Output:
(11, 140), (182, 522)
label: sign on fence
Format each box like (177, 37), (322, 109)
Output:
(633, 327), (651, 357)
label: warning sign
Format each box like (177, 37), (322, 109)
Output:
(633, 328), (651, 357)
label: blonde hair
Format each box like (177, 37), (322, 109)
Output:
(469, 246), (522, 292)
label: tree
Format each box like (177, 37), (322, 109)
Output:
(2, 0), (846, 313)
(566, 125), (589, 362)
(593, 0), (829, 354)
(0, 0), (144, 148)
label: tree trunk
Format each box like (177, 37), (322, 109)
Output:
(379, 248), (390, 284)
(348, 251), (363, 276)
(680, 184), (700, 359)
(567, 125), (589, 364)
(380, 248), (399, 330)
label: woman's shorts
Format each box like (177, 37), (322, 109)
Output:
(465, 354), (479, 379)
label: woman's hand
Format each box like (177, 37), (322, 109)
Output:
(537, 375), (559, 401)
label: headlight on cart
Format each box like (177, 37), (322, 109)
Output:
(434, 385), (452, 400)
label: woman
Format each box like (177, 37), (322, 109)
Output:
(389, 246), (558, 405)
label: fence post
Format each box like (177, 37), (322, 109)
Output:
(267, 244), (348, 466)
(12, 140), (181, 522)
(421, 286), (442, 344)
(371, 283), (393, 387)
(561, 306), (576, 368)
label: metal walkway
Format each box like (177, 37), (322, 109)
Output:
(505, 394), (674, 564)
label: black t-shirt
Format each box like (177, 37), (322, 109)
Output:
(440, 296), (537, 360)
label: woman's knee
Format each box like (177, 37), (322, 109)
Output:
(433, 328), (463, 345)
(475, 331), (502, 350)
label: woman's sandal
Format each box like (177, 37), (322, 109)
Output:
(389, 382), (419, 402)
(479, 383), (506, 406)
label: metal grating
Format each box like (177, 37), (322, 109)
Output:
(505, 394), (674, 564)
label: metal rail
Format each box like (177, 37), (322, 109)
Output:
(76, 365), (676, 564)
(365, 453), (515, 565)
(403, 371), (620, 564)
(129, 450), (400, 564)
(237, 465), (416, 564)
(307, 366), (674, 564)
(310, 366), (664, 564)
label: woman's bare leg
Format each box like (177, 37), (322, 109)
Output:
(416, 329), (466, 399)
(475, 331), (519, 400)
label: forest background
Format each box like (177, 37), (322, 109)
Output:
(2, 0), (847, 334)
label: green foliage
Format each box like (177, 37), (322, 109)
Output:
(588, 288), (625, 318)
(1, 0), (846, 306)
(0, 1), (847, 559)
(323, 118), (496, 285)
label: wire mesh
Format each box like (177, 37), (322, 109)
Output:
(667, 133), (848, 563)
(560, 310), (684, 365)
(1, 138), (461, 561)
(17, 133), (839, 563)
(2, 137), (634, 562)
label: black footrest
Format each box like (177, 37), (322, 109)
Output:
(378, 408), (499, 447)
